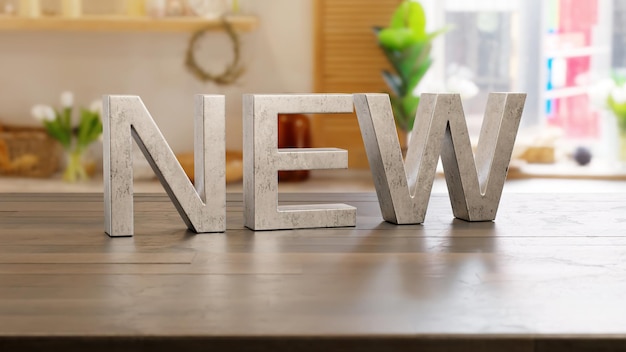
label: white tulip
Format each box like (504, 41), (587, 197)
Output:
(89, 100), (102, 115)
(60, 91), (74, 108)
(589, 78), (615, 108)
(611, 85), (626, 105)
(30, 105), (43, 120)
(42, 106), (56, 121)
(31, 104), (56, 122)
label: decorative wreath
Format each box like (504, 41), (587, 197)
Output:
(185, 17), (245, 85)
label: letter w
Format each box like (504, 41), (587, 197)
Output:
(103, 95), (225, 237)
(354, 93), (525, 224)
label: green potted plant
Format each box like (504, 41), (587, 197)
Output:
(375, 0), (449, 133)
(31, 91), (103, 182)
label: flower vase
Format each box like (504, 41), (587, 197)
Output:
(63, 149), (88, 182)
(618, 129), (626, 164)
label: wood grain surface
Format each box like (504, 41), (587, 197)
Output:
(1, 192), (626, 351)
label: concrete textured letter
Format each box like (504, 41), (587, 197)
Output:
(354, 93), (525, 224)
(243, 94), (357, 230)
(103, 95), (225, 237)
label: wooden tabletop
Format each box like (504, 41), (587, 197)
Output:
(1, 192), (626, 352)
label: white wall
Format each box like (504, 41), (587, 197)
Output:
(0, 0), (313, 152)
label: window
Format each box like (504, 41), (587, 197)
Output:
(425, 0), (618, 162)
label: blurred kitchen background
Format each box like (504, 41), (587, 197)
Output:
(2, 0), (626, 193)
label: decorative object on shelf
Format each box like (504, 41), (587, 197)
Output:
(590, 72), (626, 162)
(125, 0), (146, 17)
(573, 146), (592, 166)
(519, 146), (556, 164)
(19, 0), (40, 17)
(165, 0), (185, 16)
(61, 0), (82, 18)
(516, 127), (561, 164)
(185, 17), (244, 85)
(2, 2), (16, 16)
(31, 91), (102, 182)
(375, 0), (449, 133)
(186, 0), (228, 19)
(145, 0), (167, 17)
(0, 123), (61, 177)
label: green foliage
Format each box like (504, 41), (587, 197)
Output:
(612, 71), (626, 87)
(41, 106), (102, 153)
(376, 0), (449, 132)
(607, 72), (626, 131)
(609, 96), (626, 131)
(76, 108), (103, 153)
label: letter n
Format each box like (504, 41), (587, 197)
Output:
(354, 93), (525, 224)
(103, 95), (225, 237)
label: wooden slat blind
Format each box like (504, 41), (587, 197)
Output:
(312, 0), (402, 168)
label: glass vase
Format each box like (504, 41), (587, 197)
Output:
(619, 126), (626, 164)
(63, 149), (88, 183)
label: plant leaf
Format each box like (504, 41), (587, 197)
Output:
(382, 70), (404, 96)
(390, 94), (409, 131)
(407, 57), (433, 93)
(425, 25), (454, 41)
(411, 42), (432, 71)
(609, 95), (626, 128)
(76, 110), (103, 150)
(379, 46), (403, 76)
(406, 1), (427, 40)
(77, 110), (89, 147)
(44, 119), (71, 149)
(378, 28), (415, 50)
(376, 0), (449, 132)
(402, 95), (421, 130)
(389, 1), (410, 28)
(388, 0), (427, 40)
(397, 42), (428, 79)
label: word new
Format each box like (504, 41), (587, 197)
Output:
(103, 93), (525, 237)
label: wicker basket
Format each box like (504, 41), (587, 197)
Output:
(0, 123), (61, 178)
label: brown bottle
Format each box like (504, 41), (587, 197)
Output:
(278, 113), (311, 182)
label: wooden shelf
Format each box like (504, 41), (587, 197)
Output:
(0, 15), (259, 32)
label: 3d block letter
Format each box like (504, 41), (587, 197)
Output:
(103, 95), (225, 237)
(354, 93), (525, 224)
(243, 94), (357, 230)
